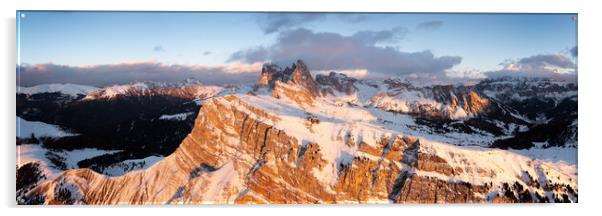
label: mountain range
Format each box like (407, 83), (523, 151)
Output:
(16, 60), (577, 204)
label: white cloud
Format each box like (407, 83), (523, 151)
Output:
(485, 53), (577, 80)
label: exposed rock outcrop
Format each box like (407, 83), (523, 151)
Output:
(256, 60), (321, 106)
(316, 72), (359, 95)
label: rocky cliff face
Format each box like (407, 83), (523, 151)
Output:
(19, 93), (577, 204)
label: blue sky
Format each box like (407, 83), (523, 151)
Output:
(17, 11), (578, 86)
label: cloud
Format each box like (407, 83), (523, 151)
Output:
(228, 28), (461, 78)
(485, 53), (577, 80)
(203, 51), (212, 56)
(17, 61), (263, 87)
(335, 14), (370, 23)
(229, 47), (270, 63)
(352, 27), (407, 44)
(153, 45), (165, 52)
(256, 13), (376, 34)
(416, 21), (443, 30)
(517, 54), (575, 68)
(257, 13), (326, 34)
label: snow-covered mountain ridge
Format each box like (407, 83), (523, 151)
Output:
(83, 79), (225, 100)
(17, 84), (99, 97)
(18, 78), (228, 101)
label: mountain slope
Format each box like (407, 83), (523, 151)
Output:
(17, 117), (77, 139)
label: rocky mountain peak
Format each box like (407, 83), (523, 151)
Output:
(316, 72), (358, 95)
(289, 60), (321, 96)
(383, 78), (416, 90)
(255, 60), (322, 106)
(257, 63), (284, 88)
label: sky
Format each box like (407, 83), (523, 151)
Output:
(17, 11), (578, 86)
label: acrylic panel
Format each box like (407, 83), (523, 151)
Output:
(16, 11), (578, 204)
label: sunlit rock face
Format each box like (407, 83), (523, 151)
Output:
(370, 79), (490, 120)
(17, 61), (577, 204)
(257, 60), (318, 91)
(256, 60), (321, 102)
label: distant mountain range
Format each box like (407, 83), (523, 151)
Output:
(17, 83), (99, 97)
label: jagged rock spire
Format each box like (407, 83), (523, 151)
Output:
(255, 60), (321, 98)
(289, 60), (320, 96)
(315, 71), (358, 95)
(256, 63), (281, 88)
